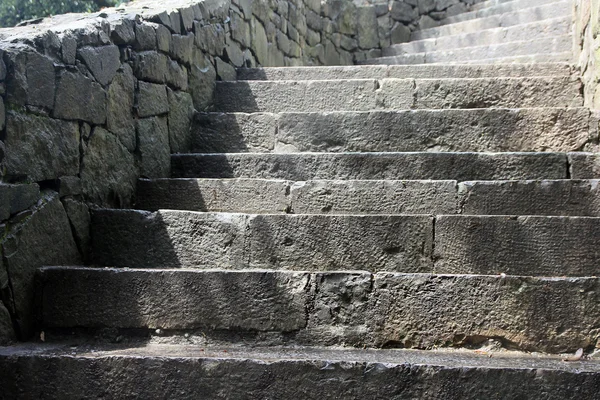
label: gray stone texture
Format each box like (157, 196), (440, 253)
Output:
(189, 52), (216, 111)
(137, 116), (171, 178)
(61, 198), (91, 262)
(80, 127), (137, 207)
(40, 267), (309, 332)
(107, 64), (136, 151)
(171, 153), (568, 181)
(53, 71), (107, 124)
(0, 192), (81, 338)
(0, 302), (15, 345)
(3, 111), (80, 182)
(167, 89), (194, 153)
(136, 178), (290, 213)
(2, 344), (599, 400)
(77, 45), (121, 86)
(137, 81), (169, 117)
(4, 48), (55, 109)
(91, 210), (433, 272)
(569, 152), (600, 179)
(459, 180), (600, 216)
(372, 273), (600, 352)
(214, 77), (582, 112)
(434, 215), (600, 276)
(0, 183), (40, 221)
(193, 112), (277, 152)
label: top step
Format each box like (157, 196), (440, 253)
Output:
(412, 0), (571, 40)
(438, 0), (567, 26)
(236, 63), (574, 81)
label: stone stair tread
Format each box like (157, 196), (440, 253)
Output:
(438, 0), (568, 26)
(194, 108), (591, 154)
(91, 210), (600, 276)
(236, 62), (574, 80)
(470, 0), (556, 11)
(2, 342), (599, 399)
(385, 17), (571, 55)
(136, 178), (600, 217)
(411, 1), (571, 40)
(171, 152), (572, 181)
(382, 35), (572, 61)
(213, 77), (582, 113)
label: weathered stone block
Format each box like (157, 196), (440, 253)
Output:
(137, 81), (168, 117)
(40, 268), (310, 332)
(0, 183), (40, 221)
(372, 273), (600, 352)
(169, 33), (194, 64)
(1, 192), (81, 338)
(61, 198), (91, 262)
(78, 45), (121, 86)
(137, 116), (170, 178)
(134, 51), (168, 83)
(80, 127), (137, 207)
(435, 215), (600, 276)
(4, 111), (80, 182)
(0, 302), (15, 345)
(357, 7), (379, 49)
(215, 57), (237, 81)
(107, 64), (136, 151)
(189, 52), (216, 111)
(134, 22), (157, 50)
(167, 89), (194, 153)
(4, 48), (55, 109)
(53, 71), (107, 124)
(194, 23), (226, 56)
(192, 112), (276, 153)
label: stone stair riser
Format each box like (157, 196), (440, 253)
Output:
(365, 52), (574, 65)
(194, 108), (592, 154)
(39, 267), (600, 353)
(92, 211), (600, 276)
(440, 0), (569, 25)
(137, 179), (600, 217)
(213, 77), (582, 113)
(171, 152), (569, 181)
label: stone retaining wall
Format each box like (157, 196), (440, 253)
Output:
(0, 0), (415, 344)
(575, 0), (600, 109)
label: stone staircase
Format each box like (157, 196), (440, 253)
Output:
(370, 0), (574, 64)
(2, 0), (600, 398)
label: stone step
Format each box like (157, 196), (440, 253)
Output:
(171, 152), (570, 181)
(213, 77), (582, 113)
(385, 17), (571, 55)
(91, 210), (435, 272)
(38, 267), (600, 352)
(193, 108), (591, 154)
(136, 178), (600, 217)
(471, 0), (555, 11)
(236, 62), (574, 81)
(2, 343), (599, 399)
(440, 0), (569, 26)
(91, 210), (600, 276)
(383, 35), (572, 63)
(411, 1), (571, 40)
(365, 52), (574, 65)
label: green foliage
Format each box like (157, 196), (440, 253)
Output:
(0, 0), (120, 28)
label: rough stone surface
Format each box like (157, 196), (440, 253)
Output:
(4, 48), (55, 109)
(2, 344), (599, 400)
(193, 112), (276, 152)
(136, 178), (290, 213)
(137, 116), (171, 178)
(271, 108), (591, 153)
(167, 89), (194, 153)
(0, 183), (40, 221)
(40, 267), (309, 331)
(434, 215), (600, 276)
(53, 71), (107, 124)
(91, 210), (433, 272)
(137, 81), (169, 117)
(459, 180), (600, 216)
(188, 52), (216, 111)
(3, 111), (80, 182)
(78, 45), (121, 86)
(569, 153), (600, 179)
(172, 153), (568, 181)
(0, 192), (80, 338)
(106, 64), (136, 151)
(80, 127), (137, 207)
(0, 302), (15, 345)
(372, 273), (600, 352)
(61, 198), (91, 262)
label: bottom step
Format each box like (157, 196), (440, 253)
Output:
(1, 343), (598, 399)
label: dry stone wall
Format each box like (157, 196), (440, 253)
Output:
(0, 0), (407, 344)
(575, 0), (600, 109)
